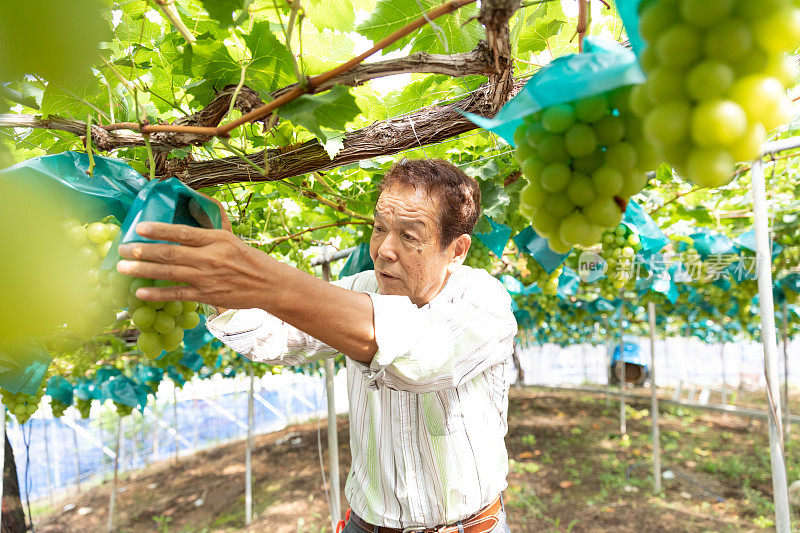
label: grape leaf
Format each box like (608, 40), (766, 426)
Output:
(40, 78), (109, 120)
(244, 22), (296, 93)
(200, 0), (248, 28)
(356, 0), (481, 55)
(183, 23), (294, 102)
(306, 0), (356, 32)
(296, 27), (356, 74)
(277, 85), (361, 143)
(479, 179), (511, 221)
(321, 129), (346, 159)
(517, 3), (566, 56)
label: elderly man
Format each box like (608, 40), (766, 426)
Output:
(117, 158), (517, 533)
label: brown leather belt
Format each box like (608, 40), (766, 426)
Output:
(347, 495), (503, 533)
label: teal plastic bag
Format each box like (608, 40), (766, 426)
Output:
(474, 217), (512, 258)
(0, 151), (146, 222)
(622, 200), (668, 255)
(103, 177), (223, 270)
(713, 277), (732, 292)
(501, 275), (540, 296)
(46, 375), (74, 405)
(734, 229), (783, 258)
(0, 341), (51, 395)
(101, 375), (141, 408)
(166, 365), (186, 386)
(134, 364), (163, 383)
(133, 365), (163, 393)
(615, 0), (646, 55)
(463, 38), (646, 145)
(636, 274), (679, 304)
(512, 226), (536, 254)
(690, 230), (736, 258)
(590, 298), (616, 314)
(183, 315), (214, 353)
(557, 267), (581, 298)
(727, 256), (758, 282)
(75, 379), (104, 401)
(179, 351), (204, 372)
(780, 273), (800, 294)
(340, 243), (374, 278)
(96, 366), (122, 383)
(513, 227), (571, 274)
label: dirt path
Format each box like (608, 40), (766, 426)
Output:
(35, 388), (785, 532)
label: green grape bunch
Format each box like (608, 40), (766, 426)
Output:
(525, 294), (563, 324)
(522, 256), (562, 296)
(631, 0), (799, 187)
(515, 86), (657, 253)
(62, 218), (121, 333)
(732, 278), (759, 324)
(677, 245), (706, 281)
(50, 398), (70, 418)
(75, 397), (92, 419)
(786, 287), (800, 305)
(777, 232), (800, 269)
(598, 226), (642, 297)
(113, 276), (200, 359)
(113, 402), (134, 417)
(464, 239), (497, 272)
(1, 381), (45, 424)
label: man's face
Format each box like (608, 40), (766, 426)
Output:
(370, 184), (464, 307)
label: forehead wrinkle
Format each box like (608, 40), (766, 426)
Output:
(374, 202), (433, 229)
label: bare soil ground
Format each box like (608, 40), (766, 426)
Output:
(34, 388), (795, 532)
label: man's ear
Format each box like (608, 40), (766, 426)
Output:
(449, 234), (471, 269)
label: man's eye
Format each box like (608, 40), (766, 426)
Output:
(403, 233), (417, 242)
(373, 226), (385, 233)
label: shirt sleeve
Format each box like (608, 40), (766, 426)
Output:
(364, 268), (517, 393)
(205, 274), (364, 366)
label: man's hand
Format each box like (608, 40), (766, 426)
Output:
(116, 222), (269, 310)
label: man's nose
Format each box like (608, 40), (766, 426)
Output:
(376, 233), (399, 262)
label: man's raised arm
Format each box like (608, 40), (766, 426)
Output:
(116, 221), (379, 363)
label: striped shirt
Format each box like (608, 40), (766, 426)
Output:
(205, 265), (517, 529)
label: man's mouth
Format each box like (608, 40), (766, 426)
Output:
(378, 270), (399, 281)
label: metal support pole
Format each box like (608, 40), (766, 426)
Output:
(245, 364), (254, 526)
(751, 155), (791, 533)
(0, 406), (6, 533)
(648, 302), (661, 493)
(321, 259), (342, 528)
(107, 418), (121, 533)
(783, 299), (791, 438)
(152, 412), (159, 462)
(605, 330), (612, 409)
(721, 342), (727, 406)
(581, 344), (589, 384)
(173, 386), (179, 466)
(72, 424), (82, 492)
(618, 303), (627, 436)
(619, 338), (626, 436)
(53, 422), (62, 491)
(42, 418), (54, 504)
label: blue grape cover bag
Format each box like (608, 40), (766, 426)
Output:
(462, 38), (645, 146)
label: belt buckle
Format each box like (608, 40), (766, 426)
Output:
(401, 527), (428, 533)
